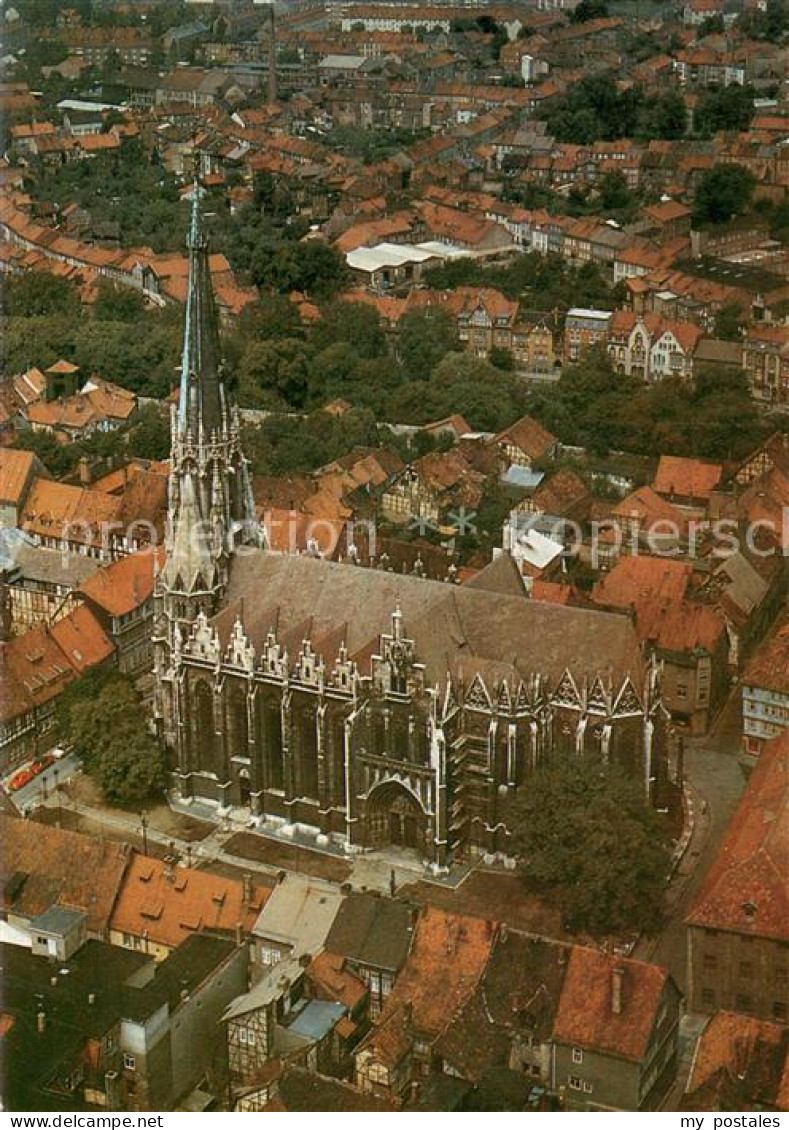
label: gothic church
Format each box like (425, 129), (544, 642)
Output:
(153, 198), (667, 869)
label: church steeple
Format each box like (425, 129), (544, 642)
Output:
(153, 186), (262, 746)
(178, 183), (224, 441)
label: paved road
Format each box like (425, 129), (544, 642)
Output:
(6, 753), (82, 813)
(644, 688), (748, 991)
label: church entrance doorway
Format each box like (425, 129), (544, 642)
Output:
(364, 781), (427, 854)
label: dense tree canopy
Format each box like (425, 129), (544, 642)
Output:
(541, 74), (686, 145)
(535, 349), (765, 461)
(693, 162), (756, 225)
(507, 756), (671, 936)
(56, 667), (167, 807)
(695, 85), (756, 137)
(4, 272), (81, 319)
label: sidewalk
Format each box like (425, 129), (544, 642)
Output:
(32, 788), (471, 896)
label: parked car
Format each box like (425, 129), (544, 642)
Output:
(7, 754), (54, 792)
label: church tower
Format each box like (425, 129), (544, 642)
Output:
(153, 186), (260, 744)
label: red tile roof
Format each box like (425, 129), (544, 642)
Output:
(495, 414), (556, 461)
(78, 546), (164, 618)
(653, 455), (723, 500)
(553, 947), (670, 1063)
(687, 730), (789, 942)
(0, 448), (36, 506)
(0, 815), (130, 937)
(109, 853), (271, 952)
(687, 1011), (789, 1111)
(742, 620), (789, 696)
(371, 907), (495, 1041)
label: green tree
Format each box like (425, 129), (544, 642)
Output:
(4, 272), (81, 318)
(695, 84), (755, 137)
(507, 756), (670, 936)
(93, 280), (148, 322)
(234, 292), (303, 342)
(237, 338), (313, 409)
(693, 162), (756, 225)
(56, 667), (166, 808)
(713, 303), (744, 341)
(15, 429), (79, 478)
(126, 403), (171, 461)
(598, 170), (632, 212)
(636, 91), (687, 141)
(569, 0), (608, 21)
(312, 300), (388, 359)
(398, 306), (460, 381)
(253, 240), (349, 300)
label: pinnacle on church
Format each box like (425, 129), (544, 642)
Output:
(177, 182), (224, 441)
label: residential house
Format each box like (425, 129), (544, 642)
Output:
(354, 908), (496, 1098)
(435, 932), (568, 1087)
(643, 200), (692, 242)
(224, 954), (363, 1101)
(517, 468), (592, 523)
(0, 603), (115, 772)
(683, 1011), (789, 1111)
(0, 815), (130, 946)
(1, 536), (100, 633)
(686, 729), (789, 1021)
(607, 311), (703, 383)
(322, 892), (414, 1018)
(236, 1065), (399, 1113)
(0, 448), (45, 527)
(493, 415), (557, 470)
(552, 948), (681, 1111)
(741, 619), (789, 758)
(653, 455), (723, 510)
(26, 377), (137, 440)
(381, 449), (487, 530)
(77, 547), (164, 676)
(591, 556), (728, 734)
(743, 325), (789, 406)
(4, 929), (248, 1112)
(251, 874), (344, 970)
(563, 308), (612, 363)
(109, 853), (270, 962)
(20, 477), (125, 559)
(498, 516), (565, 590)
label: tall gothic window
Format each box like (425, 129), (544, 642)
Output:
(263, 702), (284, 791)
(194, 681), (218, 774)
(330, 715), (346, 807)
(298, 707), (319, 799)
(227, 683), (249, 759)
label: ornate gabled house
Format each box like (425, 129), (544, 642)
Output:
(154, 201), (668, 872)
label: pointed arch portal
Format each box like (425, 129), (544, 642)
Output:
(363, 779), (427, 852)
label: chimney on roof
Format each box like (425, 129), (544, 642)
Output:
(105, 1070), (120, 1113)
(242, 872), (253, 907)
(611, 965), (625, 1015)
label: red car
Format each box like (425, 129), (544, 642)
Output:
(7, 754), (54, 792)
(7, 767), (35, 792)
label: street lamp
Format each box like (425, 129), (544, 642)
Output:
(140, 810), (149, 856)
